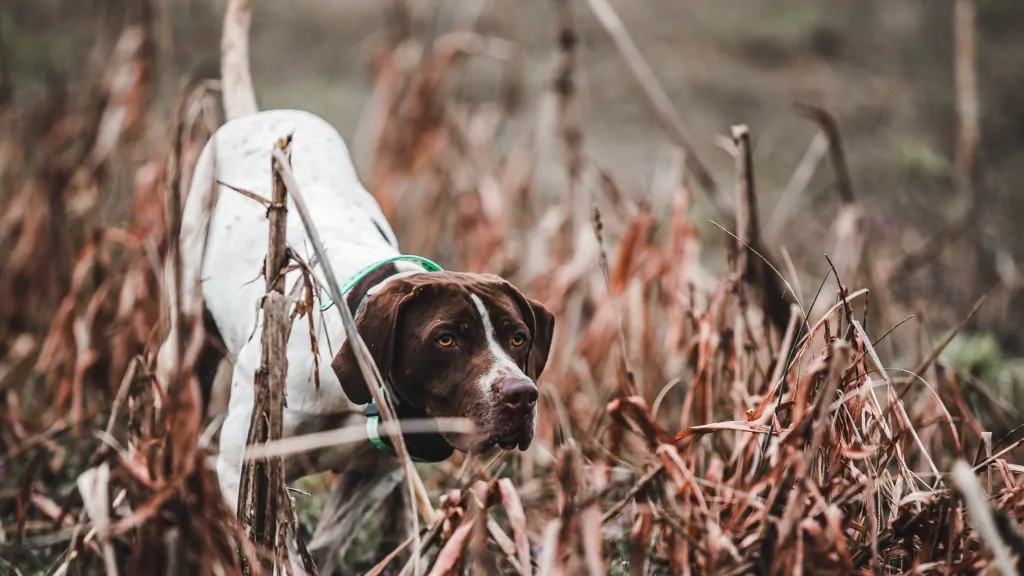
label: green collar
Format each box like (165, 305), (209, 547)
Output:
(364, 401), (455, 463)
(320, 254), (451, 462)
(319, 255), (443, 312)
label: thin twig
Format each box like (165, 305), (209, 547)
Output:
(794, 103), (855, 205)
(582, 0), (721, 210)
(906, 292), (988, 382)
(270, 146), (434, 575)
(600, 464), (664, 523)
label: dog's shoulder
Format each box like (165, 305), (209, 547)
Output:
(197, 109), (398, 248)
(210, 109), (358, 188)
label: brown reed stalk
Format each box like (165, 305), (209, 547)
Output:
(236, 137), (293, 575)
(793, 103), (855, 206)
(731, 124), (793, 337)
(269, 145), (435, 575)
(954, 0), (979, 204)
(551, 0), (585, 231)
(890, 0), (981, 283)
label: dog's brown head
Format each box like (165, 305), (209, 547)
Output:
(331, 269), (554, 454)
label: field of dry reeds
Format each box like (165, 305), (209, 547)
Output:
(3, 0), (1024, 575)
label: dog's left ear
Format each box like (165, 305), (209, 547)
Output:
(504, 284), (555, 381)
(330, 281), (412, 405)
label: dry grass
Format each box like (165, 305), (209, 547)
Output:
(2, 2), (1024, 575)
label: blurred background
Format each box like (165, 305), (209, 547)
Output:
(4, 0), (1024, 574)
(6, 0), (1024, 352)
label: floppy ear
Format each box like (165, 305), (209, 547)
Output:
(502, 282), (555, 381)
(525, 297), (555, 380)
(330, 282), (410, 405)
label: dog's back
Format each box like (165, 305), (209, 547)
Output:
(180, 110), (400, 356)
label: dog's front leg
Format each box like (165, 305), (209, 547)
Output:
(376, 476), (415, 566)
(307, 457), (405, 574)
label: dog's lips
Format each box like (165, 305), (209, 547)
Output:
(444, 405), (537, 454)
(491, 412), (537, 452)
(495, 430), (533, 452)
(441, 430), (477, 453)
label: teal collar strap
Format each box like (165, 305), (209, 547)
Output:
(318, 254), (452, 463)
(319, 255), (443, 312)
(364, 401), (455, 463)
(364, 404), (400, 458)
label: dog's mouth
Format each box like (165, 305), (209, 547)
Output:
(438, 404), (536, 454)
(496, 436), (527, 451)
(445, 428), (533, 454)
(493, 427), (534, 452)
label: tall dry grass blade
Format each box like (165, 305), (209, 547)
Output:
(221, 0), (258, 120)
(852, 320), (941, 484)
(629, 497), (652, 576)
(732, 125), (756, 283)
(755, 271), (829, 472)
(536, 519), (562, 576)
(76, 463), (117, 576)
(581, 0), (720, 208)
(484, 519), (526, 574)
(237, 418), (473, 462)
(953, 0), (979, 204)
(554, 444), (581, 574)
(550, 0), (585, 233)
(496, 479), (531, 576)
(793, 104), (855, 205)
(731, 124), (792, 336)
(952, 460), (1018, 576)
(427, 519), (476, 576)
(907, 292), (988, 382)
(890, 0), (982, 283)
(593, 206), (638, 398)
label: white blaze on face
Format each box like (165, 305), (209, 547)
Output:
(469, 293), (529, 397)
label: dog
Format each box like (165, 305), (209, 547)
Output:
(165, 108), (554, 568)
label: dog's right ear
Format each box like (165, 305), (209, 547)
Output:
(331, 281), (411, 405)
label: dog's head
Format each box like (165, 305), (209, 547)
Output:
(331, 270), (554, 454)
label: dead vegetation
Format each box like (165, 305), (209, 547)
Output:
(2, 1), (1024, 575)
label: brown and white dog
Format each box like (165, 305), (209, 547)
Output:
(166, 108), (553, 566)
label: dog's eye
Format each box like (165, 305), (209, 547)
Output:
(436, 334), (456, 348)
(510, 332), (527, 347)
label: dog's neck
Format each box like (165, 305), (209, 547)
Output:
(341, 260), (422, 318)
(342, 261), (456, 463)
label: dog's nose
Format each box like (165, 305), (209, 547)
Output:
(497, 378), (538, 412)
